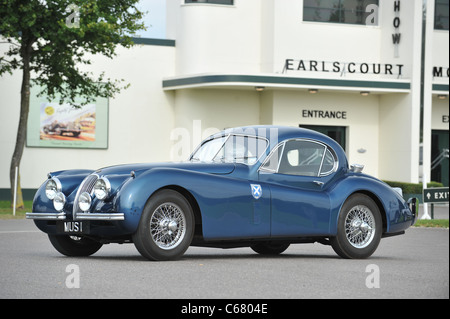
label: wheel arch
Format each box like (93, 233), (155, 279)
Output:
(156, 185), (204, 238)
(344, 190), (388, 233)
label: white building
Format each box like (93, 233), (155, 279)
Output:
(0, 0), (448, 200)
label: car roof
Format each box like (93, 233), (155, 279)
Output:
(218, 125), (337, 146)
(214, 125), (348, 165)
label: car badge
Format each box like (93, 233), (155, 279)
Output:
(251, 184), (262, 200)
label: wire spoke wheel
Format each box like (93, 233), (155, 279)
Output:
(344, 205), (376, 249)
(133, 190), (194, 261)
(150, 203), (186, 250)
(331, 194), (382, 259)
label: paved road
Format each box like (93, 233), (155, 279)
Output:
(419, 204), (448, 220)
(0, 219), (448, 299)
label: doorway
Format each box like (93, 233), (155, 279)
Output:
(300, 125), (347, 152)
(431, 130), (449, 186)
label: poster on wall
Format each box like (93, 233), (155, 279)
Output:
(27, 86), (108, 149)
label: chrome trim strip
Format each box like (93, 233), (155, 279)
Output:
(26, 211), (124, 221)
(75, 213), (125, 221)
(26, 212), (67, 220)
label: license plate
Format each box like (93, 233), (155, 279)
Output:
(58, 221), (88, 234)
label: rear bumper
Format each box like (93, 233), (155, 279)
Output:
(407, 197), (419, 226)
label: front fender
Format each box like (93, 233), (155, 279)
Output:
(114, 168), (209, 234)
(328, 175), (415, 235)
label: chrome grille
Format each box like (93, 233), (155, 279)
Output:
(73, 174), (98, 216)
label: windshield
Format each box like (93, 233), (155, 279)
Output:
(191, 134), (268, 165)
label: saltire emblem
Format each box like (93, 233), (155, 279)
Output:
(251, 184), (262, 200)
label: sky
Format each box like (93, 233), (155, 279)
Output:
(136, 0), (167, 39)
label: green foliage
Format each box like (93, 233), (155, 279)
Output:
(383, 180), (444, 194)
(0, 0), (146, 105)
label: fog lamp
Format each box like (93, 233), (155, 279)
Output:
(53, 192), (66, 212)
(78, 192), (92, 212)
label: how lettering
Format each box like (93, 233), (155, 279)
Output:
(393, 0), (401, 45)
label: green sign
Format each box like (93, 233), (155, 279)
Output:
(423, 187), (449, 203)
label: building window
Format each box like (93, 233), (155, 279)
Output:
(185, 0), (234, 5)
(435, 0), (449, 30)
(303, 0), (379, 25)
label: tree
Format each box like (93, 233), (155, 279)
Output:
(0, 0), (145, 208)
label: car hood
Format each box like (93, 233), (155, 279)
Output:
(95, 161), (236, 176)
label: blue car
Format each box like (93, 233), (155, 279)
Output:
(27, 126), (418, 260)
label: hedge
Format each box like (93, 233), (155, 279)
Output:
(383, 180), (444, 195)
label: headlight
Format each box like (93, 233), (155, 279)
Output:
(78, 192), (92, 212)
(45, 177), (62, 200)
(53, 192), (66, 212)
(93, 177), (111, 201)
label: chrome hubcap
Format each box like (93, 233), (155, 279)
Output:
(345, 205), (375, 249)
(150, 203), (186, 250)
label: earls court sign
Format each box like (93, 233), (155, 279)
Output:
(283, 59), (405, 77)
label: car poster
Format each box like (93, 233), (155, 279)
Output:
(27, 85), (108, 149)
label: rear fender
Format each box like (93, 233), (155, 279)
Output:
(328, 175), (413, 235)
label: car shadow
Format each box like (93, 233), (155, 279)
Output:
(182, 252), (340, 261)
(47, 247), (396, 262)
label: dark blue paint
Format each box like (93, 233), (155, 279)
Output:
(31, 126), (416, 243)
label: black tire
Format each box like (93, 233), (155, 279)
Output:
(331, 194), (382, 259)
(251, 242), (290, 255)
(48, 235), (103, 257)
(132, 190), (195, 261)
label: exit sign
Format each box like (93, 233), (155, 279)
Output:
(423, 187), (449, 203)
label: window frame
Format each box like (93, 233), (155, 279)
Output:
(259, 139), (339, 177)
(434, 0), (449, 31)
(303, 0), (380, 26)
(185, 0), (234, 5)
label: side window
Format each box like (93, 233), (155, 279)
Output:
(320, 148), (337, 176)
(278, 140), (325, 176)
(260, 143), (284, 173)
(260, 140), (338, 176)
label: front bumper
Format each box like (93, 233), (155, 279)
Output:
(26, 212), (125, 221)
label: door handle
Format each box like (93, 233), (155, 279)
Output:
(313, 181), (324, 187)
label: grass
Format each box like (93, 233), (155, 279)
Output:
(0, 201), (33, 219)
(414, 219), (449, 228)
